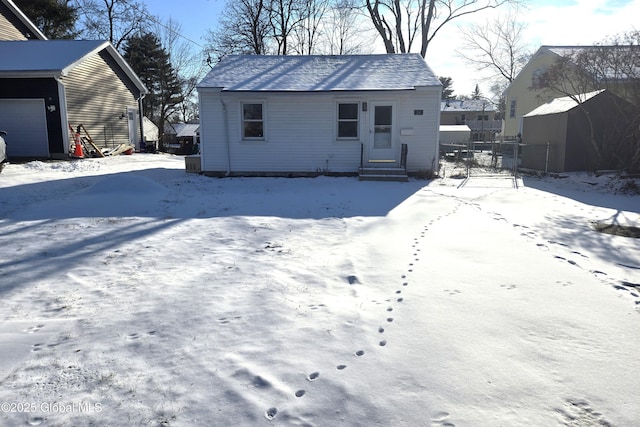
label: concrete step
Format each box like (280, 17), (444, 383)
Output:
(359, 174), (408, 182)
(358, 167), (408, 182)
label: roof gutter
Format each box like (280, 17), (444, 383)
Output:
(0, 71), (63, 79)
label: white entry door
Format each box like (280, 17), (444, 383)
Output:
(127, 107), (138, 149)
(368, 103), (397, 166)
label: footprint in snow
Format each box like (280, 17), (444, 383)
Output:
(295, 390), (306, 397)
(431, 411), (455, 427)
(307, 372), (320, 381)
(27, 417), (45, 426)
(25, 324), (45, 333)
(126, 331), (157, 340)
(265, 407), (278, 420)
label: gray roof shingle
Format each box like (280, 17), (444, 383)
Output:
(0, 40), (107, 75)
(198, 54), (441, 91)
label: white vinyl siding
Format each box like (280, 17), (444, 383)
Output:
(198, 88), (441, 174)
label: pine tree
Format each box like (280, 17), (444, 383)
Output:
(439, 77), (455, 100)
(15, 0), (78, 39)
(471, 84), (482, 100)
(123, 32), (184, 150)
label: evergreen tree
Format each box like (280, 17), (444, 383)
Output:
(15, 0), (78, 39)
(439, 77), (455, 100)
(471, 84), (482, 100)
(123, 32), (184, 150)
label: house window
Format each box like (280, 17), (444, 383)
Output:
(509, 100), (517, 118)
(242, 102), (264, 139)
(531, 67), (546, 89)
(477, 114), (489, 121)
(337, 102), (358, 139)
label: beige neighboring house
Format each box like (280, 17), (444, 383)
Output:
(504, 44), (640, 139)
(0, 0), (46, 40)
(503, 46), (579, 138)
(0, 0), (148, 159)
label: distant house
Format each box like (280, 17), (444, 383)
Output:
(521, 90), (631, 172)
(164, 123), (199, 155)
(196, 54), (442, 179)
(440, 99), (501, 142)
(0, 0), (147, 159)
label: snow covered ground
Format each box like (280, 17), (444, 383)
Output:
(0, 154), (638, 427)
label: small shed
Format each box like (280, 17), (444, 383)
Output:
(439, 125), (471, 146)
(521, 90), (630, 172)
(0, 39), (147, 159)
(196, 54), (442, 177)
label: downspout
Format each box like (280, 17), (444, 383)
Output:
(138, 95), (145, 150)
(220, 95), (231, 176)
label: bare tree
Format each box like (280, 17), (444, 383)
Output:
(154, 18), (207, 124)
(364, 0), (518, 58)
(325, 0), (369, 54)
(76, 0), (148, 50)
(205, 0), (271, 61)
(457, 12), (530, 85)
(267, 0), (307, 55)
(292, 0), (331, 54)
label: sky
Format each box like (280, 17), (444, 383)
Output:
(0, 154), (639, 426)
(141, 0), (640, 97)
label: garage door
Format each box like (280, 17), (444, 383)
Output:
(0, 99), (49, 158)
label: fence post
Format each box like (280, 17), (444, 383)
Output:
(545, 141), (550, 173)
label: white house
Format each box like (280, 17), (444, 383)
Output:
(196, 54), (442, 179)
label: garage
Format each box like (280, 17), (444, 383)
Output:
(0, 99), (49, 158)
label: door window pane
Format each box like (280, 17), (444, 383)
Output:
(373, 105), (392, 148)
(375, 106), (392, 126)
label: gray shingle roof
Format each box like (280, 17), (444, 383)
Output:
(0, 40), (106, 75)
(441, 99), (495, 112)
(0, 40), (147, 95)
(198, 54), (441, 91)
